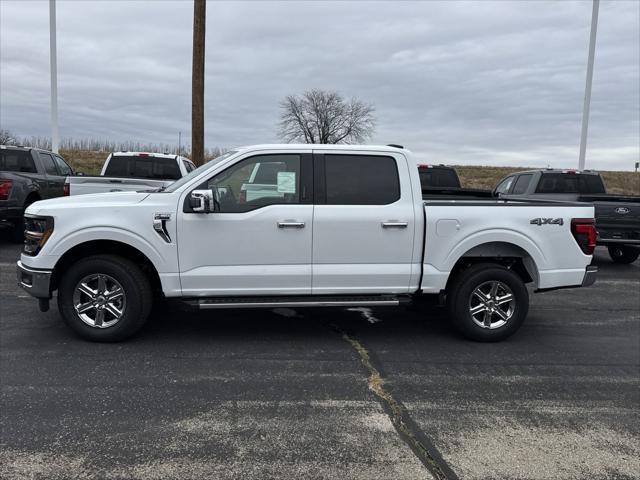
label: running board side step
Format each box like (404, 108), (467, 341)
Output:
(182, 295), (409, 310)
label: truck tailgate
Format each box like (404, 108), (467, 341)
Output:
(67, 176), (173, 196)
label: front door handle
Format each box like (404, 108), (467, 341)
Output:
(278, 221), (305, 229)
(382, 221), (408, 229)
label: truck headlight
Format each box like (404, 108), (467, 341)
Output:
(23, 215), (54, 256)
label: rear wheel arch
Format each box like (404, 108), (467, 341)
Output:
(445, 241), (539, 292)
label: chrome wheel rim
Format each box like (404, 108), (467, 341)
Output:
(73, 274), (126, 328)
(469, 280), (514, 330)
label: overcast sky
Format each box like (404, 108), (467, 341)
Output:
(1, 0), (638, 170)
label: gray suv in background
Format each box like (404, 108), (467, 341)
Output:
(0, 145), (74, 241)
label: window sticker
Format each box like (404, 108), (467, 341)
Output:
(277, 171), (296, 193)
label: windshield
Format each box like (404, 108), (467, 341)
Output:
(162, 151), (238, 193)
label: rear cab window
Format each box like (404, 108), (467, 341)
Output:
(0, 149), (37, 173)
(418, 166), (460, 188)
(104, 155), (181, 180)
(324, 154), (400, 205)
(536, 173), (606, 194)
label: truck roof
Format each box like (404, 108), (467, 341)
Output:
(517, 168), (601, 175)
(0, 145), (55, 154)
(111, 151), (189, 160)
(233, 144), (412, 154)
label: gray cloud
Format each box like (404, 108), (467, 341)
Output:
(1, 0), (638, 170)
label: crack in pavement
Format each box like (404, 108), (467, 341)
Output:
(330, 323), (459, 480)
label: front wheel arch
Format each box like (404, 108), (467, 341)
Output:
(51, 240), (162, 296)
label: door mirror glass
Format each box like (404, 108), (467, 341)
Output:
(190, 189), (216, 213)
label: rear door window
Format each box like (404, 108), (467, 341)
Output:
(495, 176), (515, 195)
(511, 174), (532, 194)
(54, 155), (73, 175)
(324, 154), (400, 205)
(183, 160), (195, 173)
(39, 152), (59, 175)
(0, 150), (37, 173)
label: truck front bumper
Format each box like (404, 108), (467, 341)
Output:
(17, 261), (52, 299)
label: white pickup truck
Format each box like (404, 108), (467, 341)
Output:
(65, 152), (196, 196)
(17, 144), (598, 342)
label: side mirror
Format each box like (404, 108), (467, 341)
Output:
(75, 171), (85, 176)
(190, 189), (216, 213)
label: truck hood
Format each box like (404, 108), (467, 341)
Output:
(26, 191), (150, 215)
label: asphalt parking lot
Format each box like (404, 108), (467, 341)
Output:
(1, 236), (638, 480)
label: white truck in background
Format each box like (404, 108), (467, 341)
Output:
(64, 152), (196, 196)
(17, 144), (598, 343)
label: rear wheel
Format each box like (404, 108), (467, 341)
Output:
(57, 255), (152, 341)
(608, 246), (639, 264)
(447, 263), (528, 342)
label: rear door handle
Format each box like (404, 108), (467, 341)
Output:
(382, 221), (408, 229)
(278, 221), (305, 229)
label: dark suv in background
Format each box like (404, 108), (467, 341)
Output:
(0, 145), (74, 241)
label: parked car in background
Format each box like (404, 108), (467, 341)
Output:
(496, 169), (640, 264)
(64, 152), (195, 196)
(1, 145), (73, 241)
(17, 144), (597, 343)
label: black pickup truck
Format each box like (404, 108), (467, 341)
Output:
(0, 145), (74, 241)
(496, 169), (640, 264)
(418, 164), (493, 200)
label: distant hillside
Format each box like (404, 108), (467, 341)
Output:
(60, 150), (640, 195)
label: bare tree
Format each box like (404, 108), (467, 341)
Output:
(278, 90), (375, 144)
(0, 129), (17, 145)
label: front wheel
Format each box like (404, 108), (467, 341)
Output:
(447, 263), (529, 342)
(608, 246), (639, 264)
(57, 255), (152, 341)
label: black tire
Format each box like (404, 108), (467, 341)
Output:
(447, 263), (529, 342)
(57, 255), (152, 342)
(608, 246), (639, 264)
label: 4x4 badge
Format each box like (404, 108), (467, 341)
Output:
(530, 218), (564, 226)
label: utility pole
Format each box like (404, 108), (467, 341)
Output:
(578, 0), (599, 170)
(192, 0), (206, 166)
(178, 131), (182, 157)
(49, 0), (59, 153)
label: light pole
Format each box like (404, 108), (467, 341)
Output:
(578, 0), (600, 170)
(49, 0), (59, 153)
